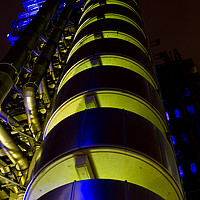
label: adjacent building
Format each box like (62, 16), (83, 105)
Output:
(155, 49), (200, 200)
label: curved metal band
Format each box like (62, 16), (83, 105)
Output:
(0, 62), (19, 79)
(84, 0), (140, 10)
(24, 147), (183, 200)
(74, 13), (147, 41)
(68, 31), (150, 62)
(59, 54), (158, 92)
(80, 0), (142, 24)
(44, 89), (167, 138)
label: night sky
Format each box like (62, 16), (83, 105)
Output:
(0, 0), (23, 60)
(141, 0), (200, 69)
(0, 0), (200, 70)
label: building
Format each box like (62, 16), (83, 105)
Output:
(0, 0), (184, 199)
(155, 49), (200, 200)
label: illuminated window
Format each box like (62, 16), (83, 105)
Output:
(181, 133), (187, 143)
(187, 105), (196, 114)
(184, 88), (190, 96)
(191, 163), (197, 174)
(179, 165), (183, 178)
(171, 135), (175, 145)
(174, 109), (181, 118)
(165, 111), (170, 121)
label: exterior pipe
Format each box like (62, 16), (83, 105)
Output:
(0, 159), (10, 174)
(28, 0), (76, 87)
(0, 123), (29, 186)
(0, 175), (22, 187)
(23, 0), (76, 140)
(0, 111), (34, 148)
(0, 0), (61, 106)
(39, 77), (51, 108)
(23, 85), (42, 141)
(0, 123), (29, 171)
(0, 110), (22, 129)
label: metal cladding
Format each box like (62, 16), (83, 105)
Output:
(38, 179), (165, 200)
(25, 0), (184, 199)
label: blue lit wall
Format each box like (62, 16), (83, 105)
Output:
(7, 0), (74, 45)
(8, 0), (46, 45)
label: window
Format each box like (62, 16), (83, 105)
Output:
(184, 88), (190, 96)
(174, 109), (181, 118)
(171, 135), (175, 145)
(187, 105), (196, 114)
(191, 163), (197, 174)
(181, 133), (187, 143)
(179, 165), (183, 178)
(165, 111), (170, 121)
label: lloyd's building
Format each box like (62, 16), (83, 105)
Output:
(0, 0), (185, 199)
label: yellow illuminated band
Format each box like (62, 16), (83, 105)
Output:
(79, 0), (142, 24)
(83, 0), (140, 10)
(68, 31), (150, 62)
(59, 55), (158, 92)
(44, 90), (167, 138)
(74, 13), (147, 40)
(25, 148), (183, 200)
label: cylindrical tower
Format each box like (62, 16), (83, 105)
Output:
(24, 0), (184, 199)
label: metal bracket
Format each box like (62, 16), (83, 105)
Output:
(75, 154), (95, 179)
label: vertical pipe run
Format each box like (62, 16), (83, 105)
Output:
(25, 0), (184, 199)
(0, 0), (61, 105)
(39, 78), (50, 107)
(0, 124), (29, 172)
(0, 0), (62, 192)
(23, 0), (76, 140)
